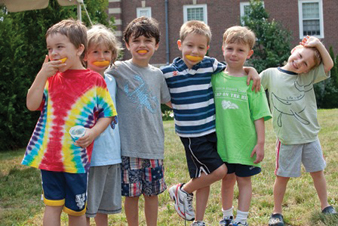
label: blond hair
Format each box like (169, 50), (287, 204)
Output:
(292, 45), (322, 69)
(179, 20), (212, 45)
(87, 24), (121, 64)
(223, 26), (256, 49)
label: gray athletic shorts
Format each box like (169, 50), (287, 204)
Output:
(86, 164), (122, 218)
(275, 138), (326, 177)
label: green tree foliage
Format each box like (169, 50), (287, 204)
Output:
(0, 0), (112, 150)
(314, 47), (338, 109)
(242, 0), (292, 73)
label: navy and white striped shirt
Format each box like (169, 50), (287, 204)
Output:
(161, 57), (225, 137)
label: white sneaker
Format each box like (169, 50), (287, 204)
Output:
(168, 183), (195, 221)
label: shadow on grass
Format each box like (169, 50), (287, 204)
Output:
(0, 166), (44, 225)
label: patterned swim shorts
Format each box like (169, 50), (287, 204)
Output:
(121, 156), (166, 197)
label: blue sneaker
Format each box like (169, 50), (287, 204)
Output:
(229, 221), (248, 226)
(219, 216), (233, 226)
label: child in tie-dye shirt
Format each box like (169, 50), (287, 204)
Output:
(22, 19), (117, 226)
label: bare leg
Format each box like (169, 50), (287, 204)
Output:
(68, 214), (87, 226)
(310, 170), (330, 210)
(237, 176), (252, 212)
(43, 206), (63, 226)
(273, 176), (289, 214)
(183, 164), (227, 193)
(86, 216), (90, 226)
(195, 186), (210, 221)
(221, 174), (236, 211)
(94, 213), (108, 226)
(144, 195), (158, 226)
(124, 196), (139, 226)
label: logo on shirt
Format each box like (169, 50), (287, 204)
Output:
(222, 100), (238, 110)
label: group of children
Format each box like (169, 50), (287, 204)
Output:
(21, 14), (335, 226)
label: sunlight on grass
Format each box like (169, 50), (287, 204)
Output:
(1, 109), (338, 225)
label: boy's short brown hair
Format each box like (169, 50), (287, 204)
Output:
(46, 19), (87, 62)
(179, 20), (212, 45)
(87, 24), (121, 64)
(223, 26), (256, 49)
(123, 16), (160, 45)
(293, 45), (322, 69)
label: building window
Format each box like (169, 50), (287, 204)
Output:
(240, 1), (264, 24)
(183, 4), (207, 24)
(298, 0), (323, 39)
(137, 7), (151, 18)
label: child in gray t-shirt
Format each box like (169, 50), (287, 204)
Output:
(105, 16), (171, 225)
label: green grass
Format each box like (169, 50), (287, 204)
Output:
(1, 109), (338, 225)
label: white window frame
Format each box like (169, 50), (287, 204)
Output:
(240, 1), (264, 25)
(137, 7), (152, 18)
(183, 4), (208, 24)
(298, 0), (324, 39)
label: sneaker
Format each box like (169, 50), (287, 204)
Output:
(168, 183), (195, 221)
(322, 205), (337, 214)
(219, 216), (233, 226)
(229, 221), (248, 226)
(191, 221), (206, 226)
(268, 213), (284, 226)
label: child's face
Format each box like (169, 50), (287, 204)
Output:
(222, 41), (253, 70)
(85, 44), (114, 76)
(126, 34), (159, 66)
(284, 47), (316, 74)
(178, 33), (209, 69)
(46, 33), (85, 72)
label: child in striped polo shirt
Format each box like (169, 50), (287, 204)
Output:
(161, 20), (260, 226)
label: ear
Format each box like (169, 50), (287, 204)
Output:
(155, 42), (159, 51)
(247, 49), (254, 59)
(77, 44), (85, 57)
(125, 41), (130, 50)
(177, 40), (182, 50)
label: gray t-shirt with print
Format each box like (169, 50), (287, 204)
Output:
(106, 60), (171, 159)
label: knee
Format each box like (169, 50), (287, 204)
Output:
(213, 164), (227, 180)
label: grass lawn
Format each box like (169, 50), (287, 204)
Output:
(1, 109), (338, 225)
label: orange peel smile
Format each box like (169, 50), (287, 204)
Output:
(137, 50), (147, 54)
(185, 55), (203, 62)
(92, 61), (110, 67)
(60, 58), (67, 63)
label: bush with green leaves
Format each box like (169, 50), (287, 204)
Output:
(0, 0), (113, 151)
(241, 0), (292, 73)
(314, 47), (338, 109)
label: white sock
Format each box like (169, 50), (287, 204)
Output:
(222, 207), (233, 218)
(235, 210), (249, 223)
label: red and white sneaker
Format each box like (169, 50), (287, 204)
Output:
(168, 183), (195, 221)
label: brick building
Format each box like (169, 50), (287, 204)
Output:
(108, 0), (338, 66)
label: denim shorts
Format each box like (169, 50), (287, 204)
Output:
(121, 156), (166, 197)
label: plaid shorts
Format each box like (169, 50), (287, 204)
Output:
(121, 156), (166, 197)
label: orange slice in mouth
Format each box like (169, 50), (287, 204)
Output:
(185, 55), (203, 62)
(60, 58), (67, 63)
(92, 61), (110, 67)
(137, 50), (148, 54)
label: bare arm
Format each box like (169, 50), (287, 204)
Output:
(165, 101), (172, 108)
(27, 55), (65, 110)
(301, 36), (334, 73)
(75, 117), (113, 148)
(244, 67), (261, 92)
(251, 118), (265, 164)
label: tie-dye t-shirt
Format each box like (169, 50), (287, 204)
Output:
(22, 69), (117, 173)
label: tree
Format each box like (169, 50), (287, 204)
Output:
(242, 0), (292, 73)
(314, 47), (338, 109)
(0, 0), (113, 150)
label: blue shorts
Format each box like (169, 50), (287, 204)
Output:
(121, 156), (166, 197)
(225, 163), (261, 177)
(41, 170), (87, 216)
